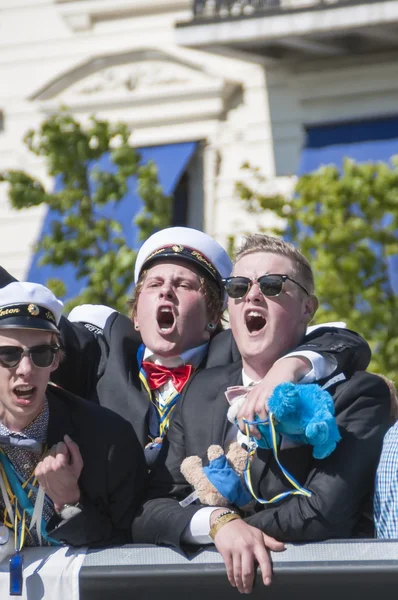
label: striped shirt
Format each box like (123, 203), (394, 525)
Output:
(374, 422), (398, 538)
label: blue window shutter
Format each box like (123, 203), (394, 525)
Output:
(27, 142), (198, 300)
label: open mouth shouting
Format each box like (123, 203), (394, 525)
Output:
(12, 384), (36, 404)
(245, 310), (267, 334)
(156, 306), (176, 333)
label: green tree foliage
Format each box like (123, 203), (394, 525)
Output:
(236, 159), (398, 380)
(0, 111), (172, 312)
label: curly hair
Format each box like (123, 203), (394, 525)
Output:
(127, 267), (224, 333)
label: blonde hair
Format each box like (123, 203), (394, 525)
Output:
(235, 234), (315, 295)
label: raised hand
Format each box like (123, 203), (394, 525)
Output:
(35, 434), (83, 512)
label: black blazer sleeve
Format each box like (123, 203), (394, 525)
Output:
(206, 326), (371, 376)
(52, 317), (105, 401)
(245, 372), (391, 541)
(47, 411), (147, 547)
(296, 327), (371, 374)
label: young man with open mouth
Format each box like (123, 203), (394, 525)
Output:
(131, 234), (391, 593)
(0, 281), (145, 556)
(0, 228), (371, 466)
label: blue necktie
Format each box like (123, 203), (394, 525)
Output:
(0, 435), (42, 455)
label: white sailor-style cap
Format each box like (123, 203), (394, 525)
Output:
(134, 227), (232, 299)
(68, 304), (116, 329)
(0, 282), (63, 333)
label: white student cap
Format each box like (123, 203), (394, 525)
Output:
(134, 227), (232, 299)
(67, 304), (116, 329)
(0, 282), (63, 333)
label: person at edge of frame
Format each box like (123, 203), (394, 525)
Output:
(0, 227), (371, 466)
(131, 234), (392, 594)
(374, 376), (398, 539)
(0, 281), (146, 553)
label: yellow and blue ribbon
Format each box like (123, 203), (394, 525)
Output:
(137, 344), (183, 440)
(0, 450), (59, 546)
(243, 413), (312, 504)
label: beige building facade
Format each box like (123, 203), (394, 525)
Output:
(1, 0), (398, 281)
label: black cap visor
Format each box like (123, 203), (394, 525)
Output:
(142, 247), (223, 297)
(0, 316), (60, 333)
(0, 304), (60, 333)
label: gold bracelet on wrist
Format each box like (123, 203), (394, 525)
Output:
(209, 512), (241, 540)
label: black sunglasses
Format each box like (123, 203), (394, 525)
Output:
(0, 345), (60, 369)
(222, 274), (310, 299)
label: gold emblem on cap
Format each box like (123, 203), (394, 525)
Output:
(27, 304), (40, 316)
(191, 250), (216, 273)
(172, 245), (184, 253)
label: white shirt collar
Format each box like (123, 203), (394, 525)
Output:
(143, 342), (209, 369)
(242, 370), (260, 388)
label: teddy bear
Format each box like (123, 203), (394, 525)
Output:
(181, 442), (253, 509)
(180, 382), (342, 509)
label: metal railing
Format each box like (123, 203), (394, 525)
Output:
(7, 539), (398, 600)
(81, 540), (398, 600)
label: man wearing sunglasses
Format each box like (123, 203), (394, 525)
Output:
(0, 281), (145, 549)
(0, 228), (371, 466)
(132, 234), (391, 594)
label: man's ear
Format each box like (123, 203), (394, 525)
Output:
(303, 294), (319, 325)
(51, 352), (60, 373)
(205, 310), (223, 337)
(208, 307), (223, 328)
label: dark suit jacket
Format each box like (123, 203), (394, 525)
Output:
(44, 384), (146, 547)
(55, 313), (371, 448)
(131, 365), (391, 547)
(0, 266), (372, 448)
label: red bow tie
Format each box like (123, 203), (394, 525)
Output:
(142, 362), (193, 393)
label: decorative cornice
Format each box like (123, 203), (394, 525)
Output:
(30, 48), (241, 128)
(57, 0), (190, 32)
(29, 49), (231, 101)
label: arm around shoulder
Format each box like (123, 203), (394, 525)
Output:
(297, 326), (371, 374)
(245, 372), (391, 541)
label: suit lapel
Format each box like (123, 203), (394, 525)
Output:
(250, 448), (273, 498)
(205, 329), (234, 368)
(208, 364), (274, 496)
(46, 384), (76, 447)
(102, 314), (151, 444)
(211, 364), (242, 445)
(126, 358), (152, 444)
